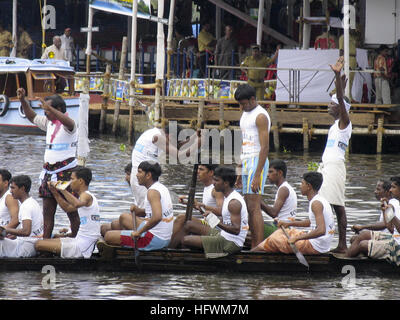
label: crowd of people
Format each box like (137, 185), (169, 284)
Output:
(0, 24), (74, 63)
(3, 56), (400, 265)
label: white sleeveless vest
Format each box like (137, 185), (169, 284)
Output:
(0, 190), (11, 226)
(322, 120), (352, 163)
(275, 181), (297, 221)
(220, 190), (249, 247)
(202, 184), (217, 208)
(76, 191), (101, 258)
(308, 194), (335, 253)
(132, 128), (162, 167)
(144, 181), (174, 241)
(44, 121), (77, 164)
(240, 105), (271, 161)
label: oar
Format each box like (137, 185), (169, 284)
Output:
(131, 199), (142, 272)
(281, 226), (309, 268)
(184, 121), (204, 222)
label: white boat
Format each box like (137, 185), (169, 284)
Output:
(0, 58), (79, 134)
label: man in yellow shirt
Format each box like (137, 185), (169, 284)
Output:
(17, 26), (33, 59)
(197, 22), (216, 78)
(240, 44), (280, 101)
(0, 24), (13, 57)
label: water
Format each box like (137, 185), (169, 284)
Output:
(1, 132), (400, 300)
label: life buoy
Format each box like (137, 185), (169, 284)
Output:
(18, 99), (32, 118)
(0, 94), (9, 117)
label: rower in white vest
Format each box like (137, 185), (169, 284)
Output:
(0, 169), (19, 229)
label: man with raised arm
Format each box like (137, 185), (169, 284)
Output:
(0, 175), (43, 258)
(104, 161), (174, 251)
(0, 169), (19, 230)
(17, 88), (80, 239)
(318, 56), (352, 253)
(252, 172), (335, 255)
(234, 84), (270, 249)
(35, 167), (101, 258)
(182, 166), (249, 258)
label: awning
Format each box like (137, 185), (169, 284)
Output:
(89, 0), (168, 24)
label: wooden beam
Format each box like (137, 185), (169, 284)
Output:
(207, 0), (297, 47)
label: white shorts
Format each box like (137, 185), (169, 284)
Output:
(130, 166), (147, 208)
(60, 237), (84, 258)
(0, 238), (37, 257)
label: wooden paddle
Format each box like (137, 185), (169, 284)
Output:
(132, 201), (142, 272)
(280, 226), (309, 268)
(184, 121), (204, 222)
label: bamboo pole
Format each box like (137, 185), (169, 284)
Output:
(257, 0), (265, 46)
(100, 64), (111, 133)
(128, 0), (138, 145)
(343, 0), (350, 98)
(11, 0), (17, 57)
(219, 102), (224, 128)
(154, 0), (165, 124)
(166, 0), (176, 80)
(112, 36), (128, 135)
(377, 117), (384, 154)
(302, 118), (309, 151)
(270, 104), (280, 151)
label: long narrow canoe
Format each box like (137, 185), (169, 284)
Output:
(0, 242), (399, 275)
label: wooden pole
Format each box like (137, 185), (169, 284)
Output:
(166, 0), (176, 80)
(112, 36), (128, 135)
(128, 0), (138, 145)
(270, 104), (280, 151)
(100, 64), (111, 133)
(302, 118), (309, 151)
(343, 0), (350, 98)
(219, 101), (224, 128)
(257, 0), (265, 46)
(154, 0), (165, 123)
(11, 0), (17, 57)
(377, 117), (384, 154)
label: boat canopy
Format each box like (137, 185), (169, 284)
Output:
(0, 58), (75, 74)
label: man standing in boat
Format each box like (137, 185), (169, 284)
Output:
(253, 172), (335, 255)
(182, 166), (249, 258)
(17, 88), (80, 239)
(104, 161), (174, 251)
(0, 175), (43, 258)
(318, 56), (352, 253)
(35, 167), (101, 259)
(0, 169), (19, 230)
(234, 84), (270, 249)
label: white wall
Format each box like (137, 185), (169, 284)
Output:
(365, 0), (397, 45)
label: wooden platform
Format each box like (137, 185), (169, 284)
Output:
(88, 94), (400, 153)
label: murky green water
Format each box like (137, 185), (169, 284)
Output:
(1, 132), (400, 300)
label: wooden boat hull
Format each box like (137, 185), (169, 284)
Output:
(0, 244), (399, 276)
(0, 98), (80, 135)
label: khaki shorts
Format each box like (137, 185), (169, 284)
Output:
(201, 229), (241, 259)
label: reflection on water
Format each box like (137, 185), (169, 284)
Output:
(1, 133), (400, 300)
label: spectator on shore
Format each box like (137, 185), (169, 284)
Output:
(214, 25), (237, 80)
(374, 44), (392, 105)
(0, 23), (12, 57)
(197, 22), (216, 78)
(41, 36), (67, 61)
(60, 28), (75, 64)
(17, 25), (33, 59)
